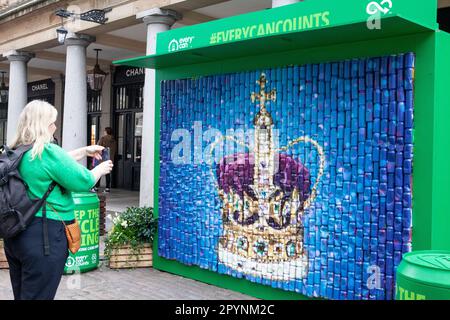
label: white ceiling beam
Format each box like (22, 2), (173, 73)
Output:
(95, 34), (146, 54)
(34, 51), (111, 67)
(0, 62), (62, 78)
(27, 66), (62, 78)
(180, 11), (216, 25)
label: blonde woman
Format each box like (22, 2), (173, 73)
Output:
(3, 100), (113, 300)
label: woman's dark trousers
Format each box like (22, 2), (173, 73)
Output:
(4, 217), (68, 300)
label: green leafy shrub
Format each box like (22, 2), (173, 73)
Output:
(104, 207), (156, 259)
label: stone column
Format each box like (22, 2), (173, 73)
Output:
(62, 33), (95, 165)
(4, 50), (34, 145)
(52, 74), (64, 145)
(136, 8), (181, 207)
(272, 0), (300, 8)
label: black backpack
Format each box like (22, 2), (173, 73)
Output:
(0, 144), (56, 252)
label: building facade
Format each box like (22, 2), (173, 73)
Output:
(2, 0), (450, 300)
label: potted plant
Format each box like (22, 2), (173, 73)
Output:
(105, 206), (156, 269)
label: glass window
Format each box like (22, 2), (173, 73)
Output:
(87, 90), (101, 113)
(134, 137), (142, 162)
(116, 87), (129, 110)
(138, 85), (143, 109)
(0, 120), (6, 146)
(126, 113), (133, 159)
(114, 84), (143, 110)
(135, 112), (143, 137)
(134, 112), (143, 162)
(117, 114), (124, 156)
(90, 123), (97, 146)
(119, 87), (129, 109)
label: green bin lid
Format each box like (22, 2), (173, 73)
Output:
(398, 250), (450, 289)
(71, 191), (99, 198)
(71, 192), (99, 204)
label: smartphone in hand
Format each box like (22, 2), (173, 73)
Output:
(102, 147), (110, 162)
(93, 147), (110, 167)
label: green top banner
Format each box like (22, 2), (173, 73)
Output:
(156, 0), (436, 55)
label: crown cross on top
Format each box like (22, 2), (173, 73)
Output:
(250, 73), (277, 111)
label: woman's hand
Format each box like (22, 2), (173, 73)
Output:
(97, 160), (113, 175)
(86, 145), (104, 160)
(91, 160), (113, 183)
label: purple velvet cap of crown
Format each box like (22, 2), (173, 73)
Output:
(216, 153), (311, 201)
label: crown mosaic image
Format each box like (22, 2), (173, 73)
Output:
(158, 53), (415, 300)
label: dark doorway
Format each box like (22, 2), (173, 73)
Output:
(114, 110), (143, 191)
(112, 66), (144, 191)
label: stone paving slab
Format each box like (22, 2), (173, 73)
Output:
(0, 263), (255, 300)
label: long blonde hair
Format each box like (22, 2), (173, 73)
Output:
(10, 100), (58, 160)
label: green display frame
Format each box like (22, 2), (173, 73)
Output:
(114, 0), (450, 299)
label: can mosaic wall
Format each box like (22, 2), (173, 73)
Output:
(158, 53), (415, 300)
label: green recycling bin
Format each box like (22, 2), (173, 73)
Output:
(396, 250), (450, 300)
(64, 192), (100, 274)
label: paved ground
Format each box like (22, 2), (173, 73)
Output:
(100, 187), (140, 215)
(0, 189), (255, 300)
(0, 263), (254, 300)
